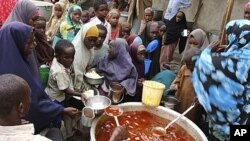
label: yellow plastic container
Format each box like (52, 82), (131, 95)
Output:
(142, 81), (165, 107)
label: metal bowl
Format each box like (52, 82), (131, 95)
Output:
(84, 95), (111, 116)
(84, 73), (104, 85)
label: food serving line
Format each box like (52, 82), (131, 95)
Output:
(80, 70), (208, 141)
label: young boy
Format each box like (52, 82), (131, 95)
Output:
(119, 22), (131, 39)
(87, 0), (111, 44)
(0, 74), (64, 141)
(45, 39), (86, 139)
(137, 7), (153, 36)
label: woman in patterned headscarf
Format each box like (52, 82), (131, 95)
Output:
(192, 19), (250, 141)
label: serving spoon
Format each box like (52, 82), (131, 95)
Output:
(104, 105), (123, 126)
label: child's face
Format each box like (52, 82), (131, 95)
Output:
(108, 40), (115, 58)
(150, 27), (159, 40)
(81, 12), (89, 23)
(244, 8), (250, 20)
(137, 50), (145, 63)
(96, 29), (107, 49)
(109, 14), (119, 27)
(84, 36), (98, 49)
(159, 25), (166, 36)
(54, 4), (63, 18)
(57, 47), (75, 68)
(71, 10), (82, 23)
(188, 37), (199, 48)
(144, 11), (153, 22)
(95, 4), (109, 20)
(88, 7), (95, 18)
(121, 27), (130, 39)
(34, 19), (46, 34)
(176, 12), (183, 23)
(23, 33), (35, 56)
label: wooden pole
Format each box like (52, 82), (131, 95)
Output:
(219, 0), (234, 45)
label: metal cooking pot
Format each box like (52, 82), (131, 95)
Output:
(91, 102), (208, 141)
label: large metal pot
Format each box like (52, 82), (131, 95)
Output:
(91, 102), (208, 141)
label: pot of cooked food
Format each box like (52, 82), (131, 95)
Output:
(90, 102), (208, 141)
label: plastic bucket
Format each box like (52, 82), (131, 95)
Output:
(144, 58), (152, 75)
(142, 81), (165, 107)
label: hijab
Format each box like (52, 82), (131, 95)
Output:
(181, 28), (209, 63)
(96, 38), (138, 96)
(129, 42), (145, 79)
(0, 22), (64, 133)
(164, 11), (187, 53)
(3, 0), (39, 26)
(192, 19), (250, 141)
(3, 0), (40, 78)
(72, 25), (99, 90)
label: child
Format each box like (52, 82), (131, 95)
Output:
(93, 24), (109, 62)
(33, 16), (54, 67)
(81, 10), (90, 24)
(45, 39), (86, 139)
(55, 5), (82, 44)
(106, 9), (121, 39)
(170, 28), (209, 126)
(137, 7), (153, 36)
(119, 22), (131, 39)
(0, 74), (64, 141)
(88, 7), (95, 19)
(46, 2), (65, 43)
(128, 42), (146, 102)
(86, 0), (111, 44)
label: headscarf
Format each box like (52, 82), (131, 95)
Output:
(59, 5), (82, 42)
(96, 38), (138, 95)
(245, 2), (250, 9)
(129, 42), (145, 79)
(106, 9), (120, 22)
(3, 0), (39, 26)
(0, 22), (64, 133)
(192, 19), (250, 141)
(33, 16), (54, 66)
(72, 25), (98, 91)
(181, 28), (209, 63)
(126, 34), (142, 46)
(85, 25), (99, 37)
(46, 2), (65, 41)
(164, 11), (187, 53)
(3, 0), (40, 78)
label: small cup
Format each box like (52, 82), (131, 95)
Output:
(81, 107), (95, 127)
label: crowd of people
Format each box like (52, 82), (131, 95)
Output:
(1, 0), (250, 141)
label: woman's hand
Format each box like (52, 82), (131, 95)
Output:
(208, 40), (222, 52)
(170, 84), (178, 91)
(63, 107), (80, 118)
(137, 78), (145, 87)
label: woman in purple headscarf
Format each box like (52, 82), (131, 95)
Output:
(0, 21), (79, 133)
(93, 38), (138, 102)
(128, 42), (146, 102)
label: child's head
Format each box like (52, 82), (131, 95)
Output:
(149, 22), (160, 40)
(244, 2), (250, 20)
(88, 7), (95, 19)
(94, 0), (109, 21)
(81, 10), (90, 23)
(55, 39), (75, 68)
(120, 22), (131, 39)
(158, 21), (166, 36)
(96, 24), (107, 49)
(188, 35), (199, 48)
(0, 74), (31, 124)
(176, 11), (185, 23)
(54, 2), (64, 19)
(32, 16), (46, 34)
(68, 5), (82, 24)
(182, 48), (200, 71)
(106, 9), (120, 27)
(84, 25), (99, 49)
(144, 7), (153, 22)
(130, 42), (146, 63)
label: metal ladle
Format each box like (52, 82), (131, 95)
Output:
(152, 98), (198, 137)
(104, 105), (123, 126)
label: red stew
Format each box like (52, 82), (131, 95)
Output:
(104, 106), (122, 116)
(96, 111), (195, 141)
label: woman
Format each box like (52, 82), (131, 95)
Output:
(0, 22), (79, 133)
(192, 19), (250, 141)
(160, 11), (187, 66)
(3, 0), (40, 78)
(72, 25), (99, 92)
(94, 38), (138, 102)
